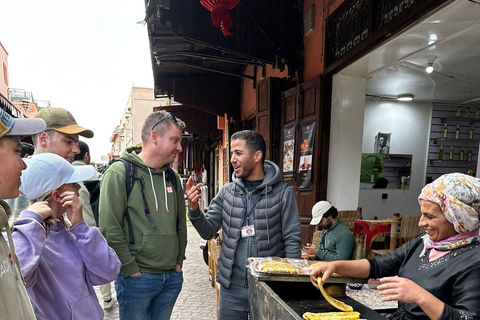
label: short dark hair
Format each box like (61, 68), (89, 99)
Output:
(74, 141), (90, 161)
(231, 130), (266, 165)
(21, 142), (34, 158)
(324, 206), (338, 219)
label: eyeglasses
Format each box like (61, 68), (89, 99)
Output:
(151, 112), (177, 131)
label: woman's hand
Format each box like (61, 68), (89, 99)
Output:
(378, 276), (445, 320)
(310, 262), (336, 288)
(26, 201), (53, 221)
(59, 191), (83, 226)
(378, 277), (425, 304)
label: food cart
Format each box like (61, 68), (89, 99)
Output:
(248, 258), (388, 320)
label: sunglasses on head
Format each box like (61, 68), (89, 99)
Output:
(151, 112), (177, 131)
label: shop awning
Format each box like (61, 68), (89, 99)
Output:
(0, 92), (24, 118)
(145, 0), (303, 117)
(153, 105), (221, 139)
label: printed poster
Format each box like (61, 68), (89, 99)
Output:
(282, 124), (295, 186)
(298, 121), (315, 189)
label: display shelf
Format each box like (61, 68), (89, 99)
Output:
(429, 159), (476, 165)
(427, 104), (479, 181)
(432, 137), (478, 144)
(441, 117), (480, 125)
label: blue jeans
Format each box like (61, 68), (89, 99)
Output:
(115, 271), (183, 320)
(218, 283), (249, 320)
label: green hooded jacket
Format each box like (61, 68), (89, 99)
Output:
(99, 146), (187, 276)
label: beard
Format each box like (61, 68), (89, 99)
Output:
(236, 158), (255, 179)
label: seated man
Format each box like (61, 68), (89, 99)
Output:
(303, 201), (355, 261)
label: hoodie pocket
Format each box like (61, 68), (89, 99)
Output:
(135, 233), (179, 268)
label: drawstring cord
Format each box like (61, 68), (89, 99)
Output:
(163, 171), (169, 213)
(265, 185), (270, 244)
(147, 168), (160, 212)
(147, 167), (170, 214)
(229, 186), (235, 228)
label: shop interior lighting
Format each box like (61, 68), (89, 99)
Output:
(425, 55), (436, 73)
(397, 93), (414, 101)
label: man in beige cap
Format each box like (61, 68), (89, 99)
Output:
(303, 201), (355, 261)
(7, 107), (94, 217)
(33, 107), (94, 163)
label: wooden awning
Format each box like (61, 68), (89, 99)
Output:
(145, 0), (303, 118)
(0, 92), (24, 118)
(153, 105), (221, 139)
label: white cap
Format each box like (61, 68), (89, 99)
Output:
(20, 153), (94, 200)
(310, 201), (332, 225)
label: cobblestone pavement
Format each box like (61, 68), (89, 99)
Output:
(97, 223), (217, 320)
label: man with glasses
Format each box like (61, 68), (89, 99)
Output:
(99, 110), (187, 320)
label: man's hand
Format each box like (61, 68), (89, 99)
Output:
(303, 245), (318, 256)
(175, 264), (182, 272)
(26, 201), (54, 221)
(59, 191), (83, 226)
(185, 176), (201, 211)
(130, 271), (142, 277)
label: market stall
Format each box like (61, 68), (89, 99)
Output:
(248, 258), (388, 320)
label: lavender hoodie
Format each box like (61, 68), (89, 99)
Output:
(12, 211), (121, 320)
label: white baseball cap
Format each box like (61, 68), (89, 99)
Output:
(310, 201), (332, 225)
(20, 153), (94, 200)
(0, 107), (46, 139)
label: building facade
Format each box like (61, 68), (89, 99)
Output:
(142, 0), (477, 242)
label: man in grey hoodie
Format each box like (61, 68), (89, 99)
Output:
(186, 130), (302, 320)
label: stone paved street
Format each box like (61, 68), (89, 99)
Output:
(98, 223), (217, 320)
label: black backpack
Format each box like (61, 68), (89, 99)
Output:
(84, 179), (101, 226)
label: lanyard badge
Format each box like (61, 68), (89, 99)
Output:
(241, 225), (255, 238)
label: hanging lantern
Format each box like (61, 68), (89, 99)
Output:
(199, 0), (240, 36)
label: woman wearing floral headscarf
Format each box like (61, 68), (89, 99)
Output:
(310, 173), (480, 320)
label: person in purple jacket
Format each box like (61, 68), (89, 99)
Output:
(12, 152), (121, 320)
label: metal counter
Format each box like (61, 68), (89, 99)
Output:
(248, 269), (387, 320)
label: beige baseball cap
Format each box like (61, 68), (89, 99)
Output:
(35, 107), (94, 138)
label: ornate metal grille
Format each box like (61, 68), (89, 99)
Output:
(325, 0), (439, 69)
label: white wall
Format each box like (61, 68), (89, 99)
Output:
(327, 74), (367, 210)
(358, 100), (432, 219)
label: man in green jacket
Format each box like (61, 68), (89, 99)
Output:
(99, 111), (187, 320)
(303, 201), (355, 261)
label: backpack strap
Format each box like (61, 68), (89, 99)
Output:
(164, 167), (178, 191)
(137, 176), (156, 228)
(120, 159), (157, 244)
(120, 159), (136, 244)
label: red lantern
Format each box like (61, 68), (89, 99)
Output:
(200, 0), (240, 36)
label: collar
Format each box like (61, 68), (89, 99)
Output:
(327, 219), (341, 231)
